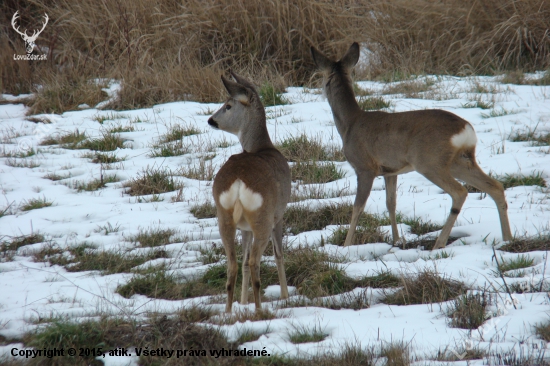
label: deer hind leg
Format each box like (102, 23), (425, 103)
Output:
(218, 216), (238, 313)
(384, 175), (400, 245)
(420, 171), (468, 250)
(451, 162), (512, 241)
(271, 219), (289, 300)
(344, 171), (376, 246)
(248, 225), (272, 311)
(240, 230), (253, 304)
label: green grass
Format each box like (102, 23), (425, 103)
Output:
(447, 292), (491, 329)
(283, 203), (389, 236)
(123, 167), (182, 196)
(259, 82), (288, 107)
(40, 130), (87, 146)
(43, 172), (71, 181)
(23, 318), (125, 364)
(494, 254), (534, 277)
(35, 242), (169, 274)
(75, 132), (125, 151)
(1, 233), (45, 256)
(288, 323), (328, 344)
(20, 197), (53, 211)
(190, 201), (217, 219)
(291, 161), (344, 184)
(159, 124), (201, 143)
(481, 107), (518, 119)
(461, 100), (494, 109)
(150, 142), (192, 157)
(106, 123), (135, 133)
(63, 174), (119, 191)
(356, 96), (391, 111)
(401, 216), (442, 236)
(497, 172), (546, 189)
(81, 151), (126, 164)
(276, 133), (345, 162)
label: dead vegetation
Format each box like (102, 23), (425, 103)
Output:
(3, 0), (549, 113)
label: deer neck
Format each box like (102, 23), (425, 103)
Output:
(238, 112), (274, 153)
(326, 73), (362, 137)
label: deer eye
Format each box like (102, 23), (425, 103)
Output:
(226, 105), (231, 110)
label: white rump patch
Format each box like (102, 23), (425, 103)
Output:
(451, 124), (477, 148)
(219, 179), (263, 211)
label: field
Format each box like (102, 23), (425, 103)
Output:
(0, 71), (549, 365)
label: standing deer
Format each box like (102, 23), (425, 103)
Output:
(208, 71), (291, 312)
(311, 43), (512, 250)
(11, 11), (49, 54)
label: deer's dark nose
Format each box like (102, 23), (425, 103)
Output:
(208, 117), (218, 129)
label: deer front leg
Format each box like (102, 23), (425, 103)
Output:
(271, 220), (289, 300)
(240, 230), (253, 304)
(384, 175), (400, 245)
(344, 171), (375, 247)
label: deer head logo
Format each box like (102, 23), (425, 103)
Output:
(11, 11), (49, 54)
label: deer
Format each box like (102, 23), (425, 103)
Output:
(310, 43), (513, 250)
(11, 11), (49, 54)
(208, 71), (291, 313)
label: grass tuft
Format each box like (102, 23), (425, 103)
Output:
(20, 197), (53, 211)
(291, 161), (344, 184)
(128, 227), (179, 247)
(382, 269), (467, 305)
(276, 133), (345, 162)
(259, 82), (288, 107)
(63, 174), (119, 191)
(124, 167), (181, 196)
(288, 323), (328, 344)
(534, 320), (550, 341)
(500, 235), (550, 252)
(447, 292), (491, 329)
(357, 96), (391, 111)
(497, 172), (546, 189)
(190, 202), (217, 219)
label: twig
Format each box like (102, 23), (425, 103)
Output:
(492, 245), (517, 310)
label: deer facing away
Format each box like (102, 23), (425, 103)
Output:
(208, 71), (291, 312)
(311, 43), (512, 250)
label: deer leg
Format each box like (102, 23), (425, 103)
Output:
(451, 163), (512, 241)
(384, 175), (400, 245)
(219, 217), (238, 313)
(240, 230), (253, 304)
(420, 172), (468, 250)
(248, 232), (271, 311)
(344, 171), (375, 247)
(271, 219), (289, 300)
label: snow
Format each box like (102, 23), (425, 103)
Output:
(1, 75), (549, 363)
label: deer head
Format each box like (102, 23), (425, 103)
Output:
(11, 11), (49, 54)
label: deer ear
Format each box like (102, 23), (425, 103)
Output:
(229, 70), (257, 92)
(340, 42), (360, 69)
(311, 46), (333, 71)
(221, 75), (250, 104)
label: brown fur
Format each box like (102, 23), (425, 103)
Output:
(311, 42), (513, 249)
(210, 72), (291, 312)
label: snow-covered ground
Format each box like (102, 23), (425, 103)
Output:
(0, 75), (549, 364)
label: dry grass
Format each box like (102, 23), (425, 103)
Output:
(447, 292), (491, 329)
(276, 133), (345, 162)
(123, 167), (181, 196)
(4, 0), (549, 113)
(500, 235), (549, 252)
(382, 269), (467, 305)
